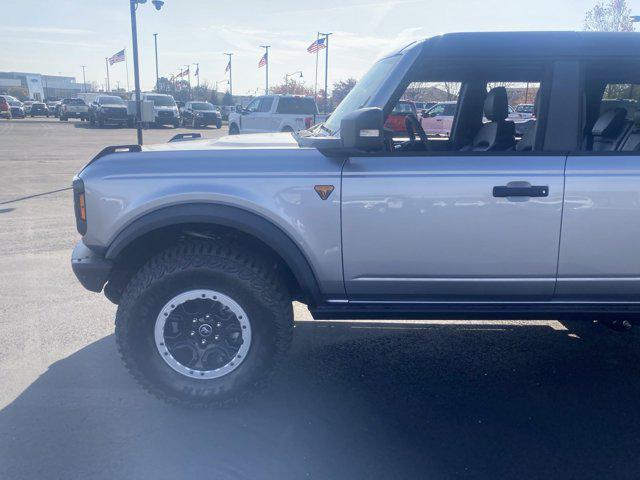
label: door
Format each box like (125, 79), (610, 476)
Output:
(341, 154), (566, 302)
(240, 98), (261, 133)
(253, 97), (274, 132)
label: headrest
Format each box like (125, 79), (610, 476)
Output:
(484, 87), (509, 121)
(592, 108), (626, 137)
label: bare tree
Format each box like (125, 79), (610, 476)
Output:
(585, 0), (634, 32)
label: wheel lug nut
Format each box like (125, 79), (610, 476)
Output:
(201, 339), (207, 345)
(190, 331), (196, 337)
(192, 318), (198, 324)
(214, 334), (220, 341)
(216, 322), (222, 328)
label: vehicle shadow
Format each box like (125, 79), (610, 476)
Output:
(1, 321), (639, 480)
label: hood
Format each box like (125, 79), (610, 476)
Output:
(143, 132), (302, 152)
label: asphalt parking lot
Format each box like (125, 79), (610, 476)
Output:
(2, 118), (640, 480)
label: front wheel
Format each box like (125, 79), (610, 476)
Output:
(229, 123), (240, 135)
(115, 241), (293, 407)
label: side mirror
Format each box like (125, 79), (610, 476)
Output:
(340, 107), (384, 151)
(421, 109), (427, 117)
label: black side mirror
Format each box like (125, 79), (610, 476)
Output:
(340, 107), (384, 151)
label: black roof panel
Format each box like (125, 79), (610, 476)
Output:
(419, 31), (640, 58)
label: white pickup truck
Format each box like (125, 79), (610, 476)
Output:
(228, 94), (326, 134)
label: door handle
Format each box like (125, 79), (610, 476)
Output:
(493, 185), (549, 198)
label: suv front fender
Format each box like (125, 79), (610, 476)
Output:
(104, 203), (323, 305)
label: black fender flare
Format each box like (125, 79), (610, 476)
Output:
(104, 203), (322, 305)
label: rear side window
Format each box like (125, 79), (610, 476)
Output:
(258, 98), (273, 113)
(601, 84), (639, 119)
(276, 97), (317, 114)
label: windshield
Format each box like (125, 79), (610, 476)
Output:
(64, 98), (85, 105)
(391, 102), (415, 114)
(146, 95), (176, 107)
(191, 102), (214, 111)
(323, 55), (401, 135)
(8, 100), (21, 106)
(99, 96), (124, 106)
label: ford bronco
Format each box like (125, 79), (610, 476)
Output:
(72, 32), (640, 405)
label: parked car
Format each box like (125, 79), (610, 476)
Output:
(71, 31), (640, 406)
(0, 96), (11, 119)
(130, 92), (180, 127)
(414, 101), (437, 111)
(180, 101), (222, 128)
(515, 103), (535, 119)
(59, 98), (89, 121)
(2, 96), (25, 118)
(384, 100), (417, 133)
(228, 94), (321, 134)
(29, 102), (50, 117)
(47, 101), (61, 117)
(421, 101), (457, 136)
(22, 101), (35, 114)
(88, 95), (128, 127)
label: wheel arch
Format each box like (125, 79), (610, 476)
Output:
(104, 203), (322, 306)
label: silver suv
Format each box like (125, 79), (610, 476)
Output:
(72, 32), (640, 406)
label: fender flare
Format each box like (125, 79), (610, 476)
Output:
(104, 203), (322, 305)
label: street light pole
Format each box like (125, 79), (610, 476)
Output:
(153, 33), (159, 92)
(224, 53), (233, 98)
(129, 0), (143, 145)
(128, 0), (164, 146)
(81, 65), (87, 93)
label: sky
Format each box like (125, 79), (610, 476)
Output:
(3, 0), (640, 95)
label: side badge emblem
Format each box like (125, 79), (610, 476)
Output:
(314, 185), (335, 201)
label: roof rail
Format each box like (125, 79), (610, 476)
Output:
(169, 133), (202, 142)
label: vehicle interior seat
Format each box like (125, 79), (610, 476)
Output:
(618, 111), (640, 151)
(461, 87), (515, 151)
(515, 91), (540, 152)
(590, 108), (629, 151)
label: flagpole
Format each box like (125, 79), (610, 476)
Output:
(125, 48), (131, 93)
(260, 45), (270, 95)
(224, 53), (233, 99)
(319, 32), (332, 114)
(105, 57), (111, 92)
(314, 32), (319, 104)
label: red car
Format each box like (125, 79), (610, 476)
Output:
(0, 96), (11, 119)
(384, 100), (417, 133)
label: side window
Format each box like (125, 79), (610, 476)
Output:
(582, 63), (640, 152)
(245, 98), (260, 112)
(426, 105), (444, 117)
(258, 97), (273, 113)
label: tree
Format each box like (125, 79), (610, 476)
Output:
(330, 78), (357, 107)
(221, 92), (234, 106)
(271, 77), (315, 96)
(585, 0), (634, 32)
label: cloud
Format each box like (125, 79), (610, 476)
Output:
(0, 36), (101, 49)
(3, 26), (91, 35)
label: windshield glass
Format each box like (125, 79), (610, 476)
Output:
(99, 96), (124, 106)
(391, 102), (414, 114)
(191, 102), (214, 111)
(323, 55), (401, 134)
(146, 95), (176, 107)
(64, 99), (85, 105)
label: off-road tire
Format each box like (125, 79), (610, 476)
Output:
(229, 123), (240, 135)
(115, 240), (294, 407)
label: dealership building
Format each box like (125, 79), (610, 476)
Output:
(0, 72), (89, 101)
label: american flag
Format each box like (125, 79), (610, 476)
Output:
(195, 65), (199, 76)
(108, 49), (125, 65)
(225, 60), (231, 73)
(258, 53), (268, 68)
(307, 37), (326, 53)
